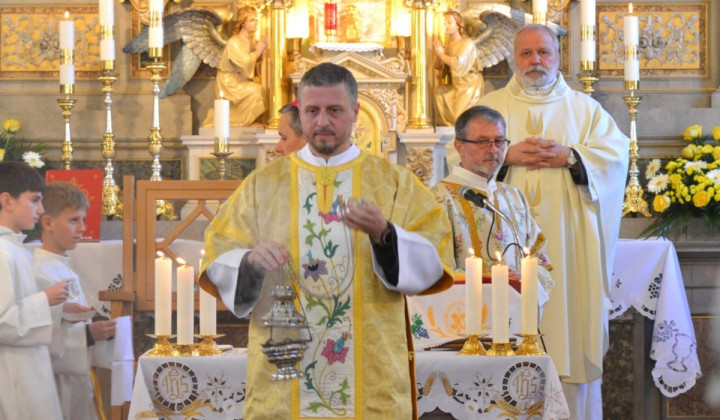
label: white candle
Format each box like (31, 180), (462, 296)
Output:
(491, 252), (509, 344)
(59, 12), (75, 86)
(154, 251), (172, 336)
(623, 3), (639, 81)
(214, 92), (230, 139)
(99, 0), (115, 61)
(199, 288), (217, 336)
(580, 0), (596, 62)
(176, 258), (195, 345)
(533, 0), (547, 14)
(520, 249), (539, 335)
(464, 248), (483, 336)
(148, 0), (164, 49)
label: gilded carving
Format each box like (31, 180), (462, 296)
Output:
(598, 3), (707, 77)
(0, 6), (100, 79)
(405, 147), (434, 186)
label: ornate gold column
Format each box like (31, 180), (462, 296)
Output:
(265, 0), (288, 129)
(407, 0), (433, 129)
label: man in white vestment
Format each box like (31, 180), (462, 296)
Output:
(409, 106), (554, 350)
(200, 62), (454, 419)
(475, 24), (630, 420)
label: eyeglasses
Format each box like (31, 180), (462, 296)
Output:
(456, 138), (510, 149)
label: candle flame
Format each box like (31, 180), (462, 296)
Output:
(495, 251), (503, 262)
(64, 11), (70, 19)
(628, 3), (633, 14)
(156, 251), (164, 258)
(523, 246), (530, 256)
(177, 257), (187, 266)
(468, 248), (475, 257)
(219, 90), (224, 99)
(201, 249), (205, 256)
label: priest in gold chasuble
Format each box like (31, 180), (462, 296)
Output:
(200, 63), (454, 419)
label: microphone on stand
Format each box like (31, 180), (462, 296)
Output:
(458, 185), (525, 258)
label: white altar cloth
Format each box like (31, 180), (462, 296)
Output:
(128, 348), (569, 419)
(609, 238), (701, 397)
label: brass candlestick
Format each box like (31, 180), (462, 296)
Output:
(98, 60), (122, 218)
(622, 85), (651, 217)
(211, 136), (233, 180)
(196, 334), (225, 356)
(458, 334), (487, 355)
(57, 86), (76, 170)
(487, 341), (515, 356)
(146, 334), (174, 357)
(173, 344), (199, 357)
(515, 334), (545, 356)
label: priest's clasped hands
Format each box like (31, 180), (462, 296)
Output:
(504, 137), (574, 170)
(248, 199), (389, 272)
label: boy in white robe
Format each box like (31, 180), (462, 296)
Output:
(33, 181), (117, 420)
(0, 161), (67, 420)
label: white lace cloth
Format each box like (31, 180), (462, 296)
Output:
(309, 42), (384, 56)
(416, 351), (570, 420)
(609, 238), (701, 397)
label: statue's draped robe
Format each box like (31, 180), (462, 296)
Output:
(478, 74), (630, 383)
(0, 227), (63, 420)
(202, 35), (266, 127)
(34, 248), (96, 420)
(434, 37), (484, 126)
(200, 146), (454, 419)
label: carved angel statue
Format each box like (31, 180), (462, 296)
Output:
(123, 5), (268, 127)
(433, 4), (567, 126)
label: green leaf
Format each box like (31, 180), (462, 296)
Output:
(307, 402), (325, 413)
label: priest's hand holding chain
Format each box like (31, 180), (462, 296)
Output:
(248, 241), (290, 272)
(340, 200), (388, 243)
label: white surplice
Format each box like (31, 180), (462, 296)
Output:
(0, 227), (63, 420)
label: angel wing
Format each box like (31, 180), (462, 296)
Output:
(122, 7), (227, 98)
(463, 3), (568, 71)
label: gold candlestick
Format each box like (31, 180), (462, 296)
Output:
(146, 334), (174, 357)
(196, 334), (225, 356)
(515, 334), (545, 356)
(487, 341), (515, 356)
(57, 88), (76, 170)
(458, 334), (487, 355)
(98, 60), (122, 218)
(173, 344), (199, 357)
(211, 136), (233, 180)
(622, 87), (651, 217)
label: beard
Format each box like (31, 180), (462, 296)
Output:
(518, 65), (557, 88)
(309, 128), (352, 156)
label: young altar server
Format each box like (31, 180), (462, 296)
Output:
(0, 161), (66, 420)
(33, 181), (117, 420)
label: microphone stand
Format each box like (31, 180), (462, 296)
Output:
(458, 186), (526, 259)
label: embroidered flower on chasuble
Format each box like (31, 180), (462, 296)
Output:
(321, 335), (350, 365)
(303, 252), (328, 281)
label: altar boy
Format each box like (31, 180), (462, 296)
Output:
(34, 181), (117, 420)
(0, 161), (66, 420)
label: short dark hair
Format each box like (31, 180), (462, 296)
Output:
(455, 106), (506, 140)
(278, 103), (303, 136)
(298, 62), (358, 106)
(42, 181), (90, 218)
(0, 161), (45, 205)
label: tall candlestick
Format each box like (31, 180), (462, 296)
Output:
(491, 252), (509, 343)
(580, 0), (596, 63)
(520, 248), (539, 335)
(176, 258), (195, 345)
(464, 248), (483, 336)
(214, 91), (230, 142)
(99, 0), (115, 61)
(59, 12), (75, 86)
(533, 0), (547, 24)
(154, 251), (172, 335)
(623, 3), (639, 82)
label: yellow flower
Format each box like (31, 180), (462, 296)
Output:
(0, 149), (5, 161)
(681, 145), (696, 158)
(713, 126), (720, 141)
(2, 119), (21, 135)
(683, 124), (702, 141)
(653, 195), (671, 212)
(713, 146), (720, 161)
(692, 190), (710, 208)
(701, 144), (714, 155)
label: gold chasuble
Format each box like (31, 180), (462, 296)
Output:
(201, 152), (454, 419)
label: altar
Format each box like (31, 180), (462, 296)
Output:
(127, 349), (571, 420)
